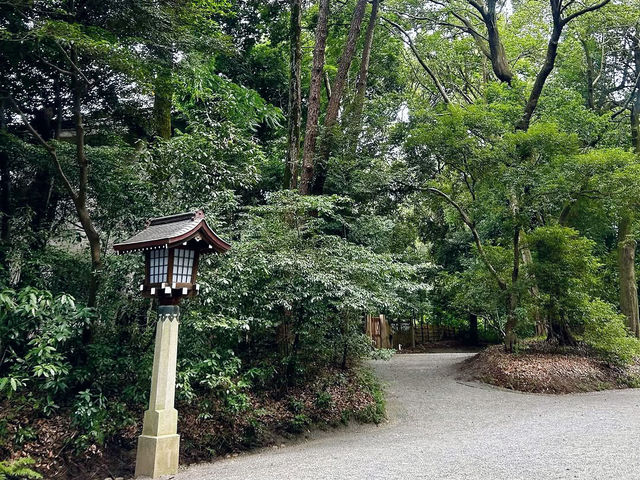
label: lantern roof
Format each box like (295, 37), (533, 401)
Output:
(113, 210), (230, 254)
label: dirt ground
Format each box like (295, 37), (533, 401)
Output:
(460, 343), (640, 394)
(174, 353), (640, 480)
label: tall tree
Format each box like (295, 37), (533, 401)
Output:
(312, 0), (369, 194)
(284, 0), (303, 189)
(517, 0), (611, 131)
(0, 100), (9, 255)
(617, 24), (640, 338)
(631, 27), (640, 154)
(299, 0), (330, 195)
(618, 212), (639, 337)
(345, 0), (380, 155)
(467, 0), (513, 84)
(8, 55), (102, 310)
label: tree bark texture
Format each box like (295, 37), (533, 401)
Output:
(311, 0), (370, 194)
(632, 29), (640, 154)
(546, 309), (577, 345)
(70, 47), (101, 310)
(618, 213), (639, 337)
(345, 0), (379, 155)
(517, 0), (611, 131)
(284, 0), (303, 190)
(299, 0), (330, 195)
(153, 69), (173, 139)
(517, 21), (562, 131)
(468, 0), (513, 83)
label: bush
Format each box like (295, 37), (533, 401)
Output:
(368, 348), (395, 361)
(352, 368), (385, 424)
(0, 287), (93, 403)
(0, 457), (42, 480)
(582, 300), (640, 364)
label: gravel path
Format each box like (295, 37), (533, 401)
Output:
(175, 353), (640, 480)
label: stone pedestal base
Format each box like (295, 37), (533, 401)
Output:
(135, 306), (181, 478)
(135, 433), (180, 478)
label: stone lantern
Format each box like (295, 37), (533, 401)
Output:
(114, 210), (230, 478)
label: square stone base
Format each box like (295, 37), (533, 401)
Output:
(135, 433), (180, 478)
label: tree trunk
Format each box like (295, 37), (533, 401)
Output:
(517, 22), (563, 131)
(520, 232), (546, 337)
(478, 0), (513, 84)
(323, 70), (332, 101)
(345, 0), (379, 155)
(504, 226), (520, 351)
(299, 0), (330, 195)
(411, 316), (416, 348)
(580, 37), (595, 110)
(311, 0), (368, 194)
(517, 0), (611, 131)
(153, 69), (173, 139)
(468, 313), (478, 345)
(618, 212), (639, 337)
(546, 307), (576, 346)
(284, 0), (303, 190)
(504, 293), (518, 352)
(54, 74), (63, 140)
(26, 108), (58, 240)
(632, 29), (640, 154)
(0, 99), (9, 254)
(619, 32), (640, 338)
(70, 48), (101, 310)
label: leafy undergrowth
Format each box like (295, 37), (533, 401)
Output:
(460, 342), (640, 394)
(0, 366), (384, 479)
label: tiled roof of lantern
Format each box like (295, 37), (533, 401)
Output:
(113, 210), (231, 254)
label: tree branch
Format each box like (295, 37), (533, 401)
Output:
(36, 56), (74, 76)
(562, 0), (610, 25)
(467, 0), (487, 18)
(4, 94), (78, 202)
(55, 41), (91, 85)
(381, 16), (451, 104)
(426, 186), (507, 290)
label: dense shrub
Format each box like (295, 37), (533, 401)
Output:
(582, 300), (640, 364)
(0, 457), (42, 480)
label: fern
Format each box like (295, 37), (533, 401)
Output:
(0, 458), (42, 480)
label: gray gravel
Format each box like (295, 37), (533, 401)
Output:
(174, 353), (640, 480)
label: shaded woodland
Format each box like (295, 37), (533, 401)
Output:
(1, 0), (640, 477)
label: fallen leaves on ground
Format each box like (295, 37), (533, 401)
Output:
(460, 342), (640, 394)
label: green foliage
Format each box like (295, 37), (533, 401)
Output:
(368, 349), (395, 361)
(582, 300), (640, 364)
(0, 458), (42, 480)
(351, 368), (385, 425)
(2, 0), (640, 473)
(0, 288), (93, 402)
(528, 226), (600, 313)
(199, 192), (428, 382)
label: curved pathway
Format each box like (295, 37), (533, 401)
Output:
(176, 353), (640, 480)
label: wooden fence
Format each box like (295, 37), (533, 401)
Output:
(391, 321), (461, 348)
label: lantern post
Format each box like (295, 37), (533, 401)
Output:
(114, 210), (230, 478)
